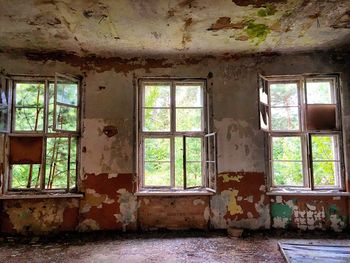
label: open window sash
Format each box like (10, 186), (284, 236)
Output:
(53, 73), (80, 133)
(205, 132), (217, 192)
(0, 75), (12, 133)
(258, 74), (270, 131)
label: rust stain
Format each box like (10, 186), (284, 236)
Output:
(231, 0), (286, 7)
(103, 125), (118, 137)
(331, 10), (350, 29)
(207, 17), (245, 31)
(178, 0), (195, 8)
(20, 50), (174, 75)
(182, 17), (193, 48)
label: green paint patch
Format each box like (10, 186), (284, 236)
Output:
(257, 4), (277, 17)
(244, 22), (270, 45)
(271, 203), (293, 219)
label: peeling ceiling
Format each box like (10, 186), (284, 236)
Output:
(0, 0), (350, 57)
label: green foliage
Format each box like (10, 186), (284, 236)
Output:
(271, 82), (338, 187)
(11, 82), (78, 190)
(143, 85), (203, 188)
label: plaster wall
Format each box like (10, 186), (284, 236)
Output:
(0, 50), (349, 234)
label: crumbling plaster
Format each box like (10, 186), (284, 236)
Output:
(0, 49), (349, 233)
(1, 0), (350, 56)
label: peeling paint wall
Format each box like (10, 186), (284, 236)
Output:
(0, 49), (349, 233)
(271, 196), (348, 232)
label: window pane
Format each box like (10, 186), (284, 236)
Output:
(45, 137), (69, 189)
(143, 108), (170, 132)
(312, 135), (339, 160)
(144, 138), (170, 161)
(272, 161), (303, 186)
(57, 83), (78, 106)
(56, 105), (77, 131)
(176, 108), (202, 131)
(306, 81), (334, 104)
(271, 107), (299, 131)
(15, 83), (44, 107)
(11, 164), (41, 189)
(176, 85), (202, 107)
(313, 161), (339, 187)
(0, 108), (8, 131)
(70, 137), (78, 189)
(186, 137), (202, 161)
(186, 162), (202, 187)
(144, 85), (170, 107)
(144, 162), (170, 186)
(15, 107), (44, 131)
(272, 136), (302, 160)
(175, 137), (184, 188)
(270, 83), (298, 106)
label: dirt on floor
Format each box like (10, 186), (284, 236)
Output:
(0, 230), (349, 263)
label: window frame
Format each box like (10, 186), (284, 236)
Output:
(1, 74), (81, 194)
(261, 74), (345, 192)
(136, 78), (214, 192)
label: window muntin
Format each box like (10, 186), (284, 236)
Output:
(138, 79), (208, 190)
(2, 75), (80, 193)
(261, 75), (344, 191)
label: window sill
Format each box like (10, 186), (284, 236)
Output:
(267, 190), (350, 197)
(0, 193), (84, 200)
(135, 189), (215, 196)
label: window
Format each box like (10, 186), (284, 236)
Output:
(0, 73), (80, 193)
(259, 74), (344, 191)
(137, 79), (216, 191)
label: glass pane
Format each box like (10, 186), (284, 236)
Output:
(15, 83), (44, 107)
(272, 161), (303, 186)
(186, 162), (202, 187)
(176, 108), (202, 131)
(176, 85), (202, 107)
(0, 108), (8, 131)
(11, 164), (41, 189)
(272, 136), (302, 160)
(144, 138), (170, 161)
(307, 81), (333, 104)
(56, 105), (77, 131)
(313, 161), (339, 187)
(175, 137), (184, 188)
(14, 107), (44, 131)
(143, 108), (170, 132)
(69, 137), (77, 189)
(186, 137), (202, 161)
(270, 83), (298, 106)
(45, 137), (69, 189)
(144, 162), (170, 186)
(271, 107), (299, 131)
(144, 85), (170, 107)
(312, 135), (339, 160)
(57, 82), (78, 106)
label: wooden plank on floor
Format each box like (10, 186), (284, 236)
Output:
(278, 242), (350, 263)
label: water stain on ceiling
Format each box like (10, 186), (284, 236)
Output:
(0, 0), (349, 57)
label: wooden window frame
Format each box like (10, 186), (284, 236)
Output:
(259, 74), (345, 192)
(0, 74), (81, 194)
(136, 78), (216, 192)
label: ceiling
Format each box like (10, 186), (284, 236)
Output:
(0, 0), (350, 57)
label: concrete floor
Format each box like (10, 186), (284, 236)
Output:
(0, 231), (349, 263)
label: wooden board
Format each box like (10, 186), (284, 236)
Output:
(279, 242), (350, 263)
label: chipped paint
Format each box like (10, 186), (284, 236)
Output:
(114, 189), (138, 231)
(220, 173), (243, 183)
(78, 219), (100, 231)
(3, 199), (79, 234)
